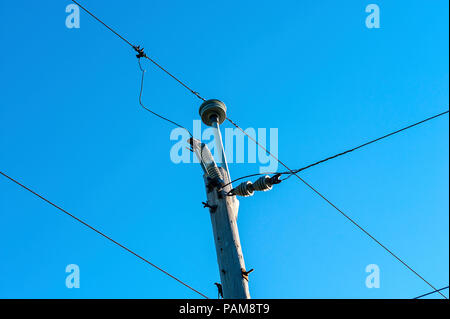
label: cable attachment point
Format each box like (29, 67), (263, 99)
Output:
(269, 173), (282, 185)
(134, 45), (146, 59)
(229, 174), (282, 197)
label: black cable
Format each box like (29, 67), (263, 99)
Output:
(67, 0), (449, 299)
(226, 110), (449, 187)
(136, 59), (213, 173)
(283, 109), (450, 178)
(137, 59), (193, 136)
(71, 0), (207, 170)
(0, 170), (209, 299)
(71, 0), (205, 101)
(143, 55), (206, 102)
(226, 117), (448, 299)
(413, 286), (449, 299)
(71, 0), (135, 48)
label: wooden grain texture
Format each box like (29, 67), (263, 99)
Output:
(203, 167), (250, 299)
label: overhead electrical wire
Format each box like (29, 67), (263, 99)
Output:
(72, 0), (207, 169)
(225, 110), (449, 188)
(71, 0), (205, 102)
(0, 171), (209, 299)
(13, 0), (444, 299)
(137, 59), (193, 137)
(226, 117), (448, 299)
(137, 59), (211, 170)
(280, 109), (450, 181)
(72, 1), (206, 172)
(413, 286), (449, 299)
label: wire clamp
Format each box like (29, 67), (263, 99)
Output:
(134, 45), (146, 59)
(269, 173), (282, 185)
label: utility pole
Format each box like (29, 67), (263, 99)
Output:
(190, 99), (251, 299)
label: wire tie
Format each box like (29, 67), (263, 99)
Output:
(134, 45), (146, 59)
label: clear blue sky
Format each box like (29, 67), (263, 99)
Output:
(0, 0), (448, 299)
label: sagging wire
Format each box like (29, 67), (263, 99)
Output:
(72, 0), (205, 102)
(137, 58), (193, 137)
(228, 110), (450, 186)
(225, 116), (448, 299)
(137, 57), (211, 175)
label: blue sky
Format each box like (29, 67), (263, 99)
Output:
(0, 0), (448, 299)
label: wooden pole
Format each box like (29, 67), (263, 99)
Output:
(195, 99), (251, 299)
(203, 166), (250, 299)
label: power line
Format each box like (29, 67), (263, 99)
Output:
(226, 117), (448, 299)
(226, 110), (449, 187)
(136, 59), (214, 174)
(69, 0), (448, 299)
(66, 1), (212, 297)
(137, 59), (193, 137)
(71, 0), (205, 101)
(282, 109), (449, 179)
(143, 55), (206, 102)
(71, 0), (135, 48)
(72, 0), (204, 161)
(413, 286), (449, 299)
(0, 170), (209, 299)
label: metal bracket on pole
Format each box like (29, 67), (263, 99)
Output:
(202, 201), (217, 213)
(241, 268), (254, 281)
